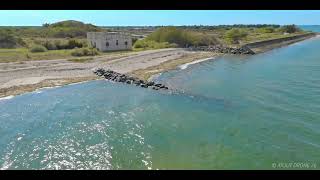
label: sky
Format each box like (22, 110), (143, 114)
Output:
(0, 10), (319, 26)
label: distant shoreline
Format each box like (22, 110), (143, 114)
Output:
(243, 32), (317, 53)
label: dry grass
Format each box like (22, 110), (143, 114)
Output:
(0, 48), (145, 63)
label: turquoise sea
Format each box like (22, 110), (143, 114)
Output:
(0, 26), (320, 169)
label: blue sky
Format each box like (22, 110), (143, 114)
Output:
(0, 10), (319, 26)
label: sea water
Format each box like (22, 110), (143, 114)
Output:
(1, 27), (320, 169)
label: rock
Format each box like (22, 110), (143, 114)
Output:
(140, 84), (148, 88)
(133, 80), (140, 85)
(146, 81), (155, 86)
(191, 45), (255, 55)
(93, 68), (169, 91)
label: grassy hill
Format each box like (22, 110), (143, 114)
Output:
(0, 20), (104, 39)
(43, 20), (103, 38)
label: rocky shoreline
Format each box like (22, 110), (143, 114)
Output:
(93, 68), (169, 90)
(188, 45), (255, 55)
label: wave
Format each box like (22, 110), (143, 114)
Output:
(179, 57), (214, 70)
(0, 95), (15, 101)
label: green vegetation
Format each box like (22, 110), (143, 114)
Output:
(0, 20), (102, 62)
(0, 21), (309, 62)
(0, 48), (75, 63)
(71, 48), (99, 57)
(29, 45), (47, 52)
(0, 20), (104, 39)
(144, 27), (220, 47)
(133, 39), (177, 49)
(280, 25), (301, 33)
(42, 20), (103, 38)
(224, 28), (248, 44)
(176, 24), (281, 30)
(0, 30), (25, 48)
(141, 25), (305, 47)
(255, 27), (275, 33)
(34, 38), (87, 50)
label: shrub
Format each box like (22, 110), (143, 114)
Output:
(54, 40), (68, 49)
(133, 39), (177, 49)
(280, 25), (301, 33)
(71, 48), (99, 57)
(256, 27), (275, 33)
(0, 30), (25, 48)
(224, 28), (248, 44)
(68, 39), (84, 49)
(147, 27), (194, 47)
(146, 27), (220, 47)
(30, 45), (48, 53)
(132, 38), (138, 45)
(43, 41), (57, 50)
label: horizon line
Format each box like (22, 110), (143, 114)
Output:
(0, 24), (319, 27)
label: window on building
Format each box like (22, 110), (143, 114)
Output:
(106, 42), (109, 47)
(116, 40), (118, 46)
(125, 41), (128, 46)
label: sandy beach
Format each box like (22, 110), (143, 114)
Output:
(0, 48), (219, 98)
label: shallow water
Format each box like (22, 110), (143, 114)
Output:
(1, 27), (320, 169)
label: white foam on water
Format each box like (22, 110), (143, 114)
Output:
(179, 57), (214, 70)
(148, 73), (162, 82)
(40, 86), (62, 90)
(0, 95), (15, 101)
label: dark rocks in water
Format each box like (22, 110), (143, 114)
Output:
(133, 80), (141, 86)
(154, 84), (162, 87)
(140, 84), (148, 88)
(146, 82), (155, 86)
(93, 68), (169, 91)
(188, 45), (255, 55)
(126, 80), (132, 84)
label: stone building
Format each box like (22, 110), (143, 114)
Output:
(87, 32), (132, 51)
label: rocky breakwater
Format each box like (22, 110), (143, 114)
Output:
(189, 45), (255, 55)
(93, 68), (169, 90)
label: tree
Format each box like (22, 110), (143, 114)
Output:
(257, 27), (275, 33)
(281, 25), (300, 33)
(42, 23), (50, 27)
(0, 30), (25, 48)
(224, 28), (248, 44)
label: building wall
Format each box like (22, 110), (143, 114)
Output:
(87, 32), (132, 51)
